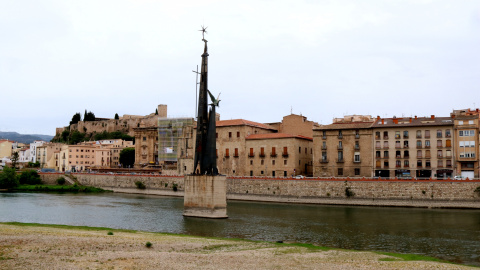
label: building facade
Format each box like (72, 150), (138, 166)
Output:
(452, 109), (479, 179)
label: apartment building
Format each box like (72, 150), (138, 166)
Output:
(37, 143), (65, 169)
(452, 109), (479, 179)
(0, 139), (14, 158)
(372, 115), (454, 179)
(313, 115), (375, 177)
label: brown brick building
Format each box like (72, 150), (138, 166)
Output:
(451, 109), (480, 179)
(313, 115), (375, 177)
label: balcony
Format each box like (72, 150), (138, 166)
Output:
(337, 145), (343, 150)
(416, 145), (423, 149)
(248, 153), (255, 158)
(445, 134), (451, 138)
(270, 153), (277, 157)
(321, 145), (327, 150)
(437, 134), (443, 138)
(336, 158), (344, 163)
(338, 135), (343, 139)
(425, 145), (430, 148)
(396, 164), (401, 168)
(355, 134), (360, 139)
(437, 155), (444, 159)
(353, 159), (361, 163)
(354, 145), (360, 150)
(259, 153), (265, 158)
(322, 135), (327, 140)
(403, 135), (409, 139)
(416, 135), (422, 139)
(320, 159), (329, 163)
(404, 145), (409, 149)
(404, 164), (409, 168)
(224, 155), (230, 158)
(233, 154), (239, 158)
(384, 135), (389, 139)
(282, 153), (289, 158)
(375, 136), (380, 140)
(395, 145), (402, 149)
(396, 155), (402, 159)
(425, 135), (431, 138)
(375, 145), (382, 149)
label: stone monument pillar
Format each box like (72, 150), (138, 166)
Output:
(183, 27), (227, 219)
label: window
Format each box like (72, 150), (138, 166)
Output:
(225, 148), (229, 157)
(261, 160), (264, 165)
(437, 130), (442, 138)
(338, 151), (343, 161)
(338, 130), (343, 138)
(338, 141), (343, 149)
(403, 131), (408, 138)
(384, 161), (389, 167)
(459, 120), (464, 125)
(395, 131), (400, 139)
(338, 168), (343, 176)
(216, 133), (218, 138)
(384, 151), (389, 158)
(425, 130), (430, 138)
(416, 130), (422, 138)
(234, 148), (239, 157)
(403, 141), (409, 148)
(396, 151), (401, 158)
(459, 130), (464, 136)
(355, 141), (359, 149)
(272, 160), (275, 165)
(426, 160), (431, 167)
(249, 148), (254, 157)
(437, 150), (443, 157)
(260, 147), (265, 157)
(284, 160), (287, 165)
(396, 160), (401, 167)
(445, 129), (451, 137)
(383, 141), (388, 148)
(375, 131), (380, 139)
(469, 120), (474, 124)
(354, 168), (360, 175)
(376, 141), (380, 148)
(446, 160), (452, 167)
(425, 140), (430, 147)
(283, 147), (288, 156)
(299, 147), (301, 153)
(417, 160), (422, 167)
(395, 141), (401, 148)
(229, 132), (232, 138)
(417, 150), (422, 158)
(354, 152), (360, 162)
(250, 171), (253, 176)
(237, 131), (240, 137)
(404, 160), (409, 167)
(250, 160), (253, 165)
(446, 150), (452, 157)
(437, 140), (442, 147)
(416, 141), (422, 148)
(383, 131), (388, 139)
(438, 160), (443, 167)
(425, 150), (431, 158)
(404, 150), (409, 157)
(446, 139), (451, 147)
(143, 137), (146, 141)
(271, 147), (276, 157)
(322, 152), (327, 162)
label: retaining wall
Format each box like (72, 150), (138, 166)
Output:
(39, 173), (480, 208)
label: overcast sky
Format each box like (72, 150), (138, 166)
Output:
(1, 0), (479, 136)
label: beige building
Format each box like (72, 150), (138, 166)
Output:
(0, 139), (14, 158)
(452, 109), (479, 179)
(37, 143), (65, 169)
(313, 115), (375, 177)
(266, 114), (320, 138)
(134, 126), (158, 168)
(372, 115), (454, 179)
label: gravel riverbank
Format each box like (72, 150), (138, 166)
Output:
(0, 223), (476, 269)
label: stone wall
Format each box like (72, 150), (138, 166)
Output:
(39, 173), (480, 207)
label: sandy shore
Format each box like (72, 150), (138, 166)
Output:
(0, 224), (475, 270)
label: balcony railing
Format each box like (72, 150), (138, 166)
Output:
(383, 136), (389, 139)
(322, 135), (327, 140)
(337, 145), (343, 150)
(404, 164), (409, 168)
(320, 159), (329, 163)
(353, 159), (361, 163)
(270, 153), (277, 157)
(259, 153), (265, 158)
(404, 145), (409, 148)
(321, 146), (327, 150)
(282, 153), (289, 158)
(355, 134), (360, 139)
(338, 135), (343, 139)
(336, 158), (344, 163)
(248, 153), (255, 158)
(354, 145), (360, 150)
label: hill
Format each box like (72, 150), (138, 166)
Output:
(0, 131), (53, 144)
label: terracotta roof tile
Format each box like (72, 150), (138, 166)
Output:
(372, 116), (454, 128)
(246, 133), (313, 141)
(217, 119), (277, 130)
(314, 122), (374, 131)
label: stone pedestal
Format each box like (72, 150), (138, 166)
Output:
(183, 175), (228, 218)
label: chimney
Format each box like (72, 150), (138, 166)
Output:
(431, 115), (435, 119)
(381, 119), (384, 125)
(409, 118), (412, 123)
(414, 115), (417, 119)
(377, 115), (380, 120)
(393, 119), (398, 124)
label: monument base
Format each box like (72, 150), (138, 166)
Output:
(183, 175), (228, 218)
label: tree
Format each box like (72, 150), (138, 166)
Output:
(115, 113), (119, 120)
(119, 148), (135, 168)
(0, 166), (19, 189)
(11, 152), (19, 169)
(70, 130), (86, 145)
(84, 110), (96, 122)
(70, 112), (81, 125)
(19, 170), (42, 185)
(155, 108), (158, 115)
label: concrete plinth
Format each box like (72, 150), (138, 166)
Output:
(183, 175), (228, 218)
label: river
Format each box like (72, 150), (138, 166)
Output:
(1, 192), (479, 266)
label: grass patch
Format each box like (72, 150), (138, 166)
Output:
(278, 242), (331, 251)
(12, 184), (111, 193)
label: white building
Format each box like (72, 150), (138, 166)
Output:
(29, 141), (46, 163)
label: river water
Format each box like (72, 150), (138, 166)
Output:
(1, 192), (479, 266)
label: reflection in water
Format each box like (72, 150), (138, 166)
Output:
(0, 192), (479, 266)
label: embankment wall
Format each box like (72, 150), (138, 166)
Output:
(39, 174), (480, 208)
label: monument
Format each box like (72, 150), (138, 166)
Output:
(183, 27), (228, 218)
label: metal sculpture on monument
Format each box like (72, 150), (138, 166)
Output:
(183, 27), (228, 218)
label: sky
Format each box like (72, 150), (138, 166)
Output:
(1, 0), (479, 136)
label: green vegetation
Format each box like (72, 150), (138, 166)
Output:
(27, 161), (40, 168)
(345, 187), (355, 198)
(475, 186), (480, 195)
(0, 222), (136, 233)
(56, 177), (66, 185)
(11, 152), (19, 169)
(145, 241), (152, 248)
(172, 183), (178, 192)
(70, 112), (82, 125)
(84, 110), (95, 122)
(94, 131), (133, 141)
(376, 251), (447, 263)
(19, 170), (42, 185)
(107, 231), (114, 235)
(119, 147), (135, 168)
(13, 184), (109, 193)
(0, 166), (19, 189)
(135, 181), (146, 189)
(114, 113), (119, 120)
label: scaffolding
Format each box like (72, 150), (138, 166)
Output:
(158, 117), (194, 162)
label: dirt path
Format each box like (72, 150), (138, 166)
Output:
(0, 224), (475, 269)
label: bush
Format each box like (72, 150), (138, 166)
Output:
(172, 183), (178, 192)
(57, 177), (66, 185)
(135, 181), (146, 189)
(345, 187), (355, 198)
(145, 242), (152, 248)
(107, 231), (114, 235)
(19, 170), (42, 185)
(0, 167), (19, 189)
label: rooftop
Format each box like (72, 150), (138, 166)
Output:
(217, 119), (277, 131)
(246, 133), (313, 141)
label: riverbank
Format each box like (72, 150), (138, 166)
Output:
(0, 223), (475, 269)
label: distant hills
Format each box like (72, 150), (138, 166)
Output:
(0, 131), (53, 144)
